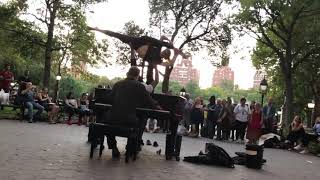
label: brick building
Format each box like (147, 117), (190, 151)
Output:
(253, 70), (267, 88)
(170, 56), (200, 86)
(212, 66), (234, 86)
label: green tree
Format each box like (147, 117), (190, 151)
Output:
(149, 0), (232, 93)
(13, 0), (107, 88)
(234, 0), (320, 127)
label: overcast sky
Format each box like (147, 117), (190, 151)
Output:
(86, 0), (257, 89)
(0, 0), (257, 89)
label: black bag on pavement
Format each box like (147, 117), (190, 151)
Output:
(184, 143), (234, 168)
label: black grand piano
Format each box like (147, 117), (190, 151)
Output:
(92, 88), (185, 161)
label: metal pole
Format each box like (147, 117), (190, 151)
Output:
(54, 80), (59, 102)
(261, 93), (264, 106)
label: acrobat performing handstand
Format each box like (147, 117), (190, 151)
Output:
(88, 26), (185, 84)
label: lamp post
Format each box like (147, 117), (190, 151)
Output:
(54, 74), (62, 102)
(259, 77), (268, 106)
(179, 87), (186, 97)
(307, 101), (315, 128)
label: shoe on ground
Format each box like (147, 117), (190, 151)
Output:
(153, 141), (159, 147)
(294, 144), (303, 151)
(112, 147), (120, 158)
(156, 149), (161, 155)
(299, 149), (309, 154)
(146, 140), (152, 145)
(28, 120), (33, 123)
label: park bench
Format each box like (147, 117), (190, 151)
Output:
(0, 103), (25, 120)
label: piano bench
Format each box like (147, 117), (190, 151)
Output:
(89, 123), (141, 163)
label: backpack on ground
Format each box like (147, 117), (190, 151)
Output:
(184, 143), (234, 168)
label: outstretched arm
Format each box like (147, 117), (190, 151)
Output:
(88, 26), (135, 44)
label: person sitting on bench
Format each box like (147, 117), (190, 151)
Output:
(21, 82), (44, 123)
(105, 66), (160, 158)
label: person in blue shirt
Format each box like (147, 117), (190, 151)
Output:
(21, 82), (44, 123)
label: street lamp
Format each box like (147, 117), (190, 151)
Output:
(54, 73), (62, 102)
(259, 76), (268, 105)
(308, 102), (315, 109)
(179, 87), (186, 97)
(307, 101), (315, 127)
(56, 75), (61, 81)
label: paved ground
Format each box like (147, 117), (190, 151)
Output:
(0, 120), (319, 180)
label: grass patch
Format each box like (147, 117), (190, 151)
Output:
(0, 106), (20, 120)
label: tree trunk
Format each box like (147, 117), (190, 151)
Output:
(43, 2), (58, 88)
(283, 74), (294, 130)
(162, 66), (173, 93)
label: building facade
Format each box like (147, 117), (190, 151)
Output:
(170, 56), (200, 86)
(212, 66), (234, 86)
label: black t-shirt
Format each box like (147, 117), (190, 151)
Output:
(18, 76), (31, 83)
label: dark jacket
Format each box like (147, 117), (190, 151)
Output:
(262, 104), (276, 120)
(108, 78), (157, 127)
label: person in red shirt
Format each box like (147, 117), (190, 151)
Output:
(0, 64), (14, 93)
(246, 103), (263, 144)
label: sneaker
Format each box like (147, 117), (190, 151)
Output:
(146, 140), (152, 145)
(294, 144), (303, 151)
(299, 149), (309, 154)
(153, 141), (159, 147)
(28, 120), (33, 123)
(156, 149), (161, 155)
(112, 147), (120, 158)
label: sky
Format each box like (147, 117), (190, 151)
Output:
(86, 0), (257, 89)
(0, 0), (257, 89)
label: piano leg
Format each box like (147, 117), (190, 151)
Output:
(99, 135), (105, 157)
(175, 135), (182, 161)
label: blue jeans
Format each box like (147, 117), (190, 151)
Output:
(25, 101), (44, 121)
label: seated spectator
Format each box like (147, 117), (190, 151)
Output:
(295, 116), (320, 154)
(78, 93), (91, 126)
(65, 92), (80, 125)
(285, 115), (305, 150)
(21, 82), (44, 123)
(37, 88), (60, 124)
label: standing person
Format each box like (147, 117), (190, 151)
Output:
(263, 97), (276, 133)
(246, 103), (263, 144)
(249, 101), (256, 112)
(18, 70), (31, 84)
(0, 64), (14, 93)
(190, 97), (204, 137)
(182, 93), (193, 131)
(206, 96), (217, 139)
(105, 66), (160, 158)
(217, 99), (232, 140)
(21, 82), (44, 123)
(226, 97), (235, 140)
(233, 98), (251, 143)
